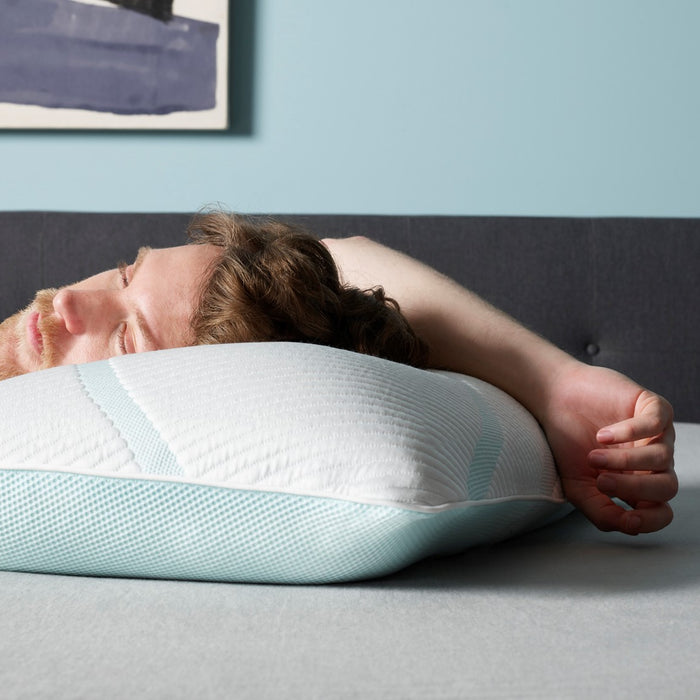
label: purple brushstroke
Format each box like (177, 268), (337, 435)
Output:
(0, 0), (219, 115)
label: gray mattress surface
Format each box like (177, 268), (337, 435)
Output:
(2, 422), (698, 700)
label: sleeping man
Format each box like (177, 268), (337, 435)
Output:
(0, 211), (677, 537)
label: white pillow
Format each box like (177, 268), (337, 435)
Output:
(0, 343), (570, 583)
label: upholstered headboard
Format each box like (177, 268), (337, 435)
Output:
(1, 212), (697, 420)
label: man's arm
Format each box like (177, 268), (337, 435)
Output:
(323, 235), (677, 535)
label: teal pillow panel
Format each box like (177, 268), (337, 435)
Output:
(0, 342), (571, 584)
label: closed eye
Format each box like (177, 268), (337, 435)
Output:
(117, 322), (128, 354)
(114, 248), (155, 354)
(116, 262), (132, 353)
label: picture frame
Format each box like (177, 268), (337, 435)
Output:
(0, 0), (229, 130)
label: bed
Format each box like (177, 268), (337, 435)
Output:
(1, 212), (698, 698)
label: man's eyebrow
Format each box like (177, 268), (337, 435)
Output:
(131, 246), (151, 275)
(134, 309), (158, 352)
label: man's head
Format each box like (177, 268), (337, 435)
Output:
(0, 212), (427, 381)
(0, 242), (220, 381)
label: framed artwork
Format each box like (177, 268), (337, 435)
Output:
(0, 0), (229, 130)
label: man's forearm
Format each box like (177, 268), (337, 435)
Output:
(324, 235), (678, 536)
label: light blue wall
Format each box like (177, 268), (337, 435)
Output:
(1, 0), (699, 216)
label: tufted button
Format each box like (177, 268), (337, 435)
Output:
(585, 343), (600, 357)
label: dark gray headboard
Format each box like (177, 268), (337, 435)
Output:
(1, 212), (697, 421)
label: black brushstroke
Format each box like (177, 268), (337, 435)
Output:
(106, 0), (173, 22)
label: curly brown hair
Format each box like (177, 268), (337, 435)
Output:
(187, 211), (429, 368)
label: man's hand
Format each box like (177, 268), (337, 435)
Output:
(542, 363), (677, 535)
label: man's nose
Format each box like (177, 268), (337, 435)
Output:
(52, 288), (117, 335)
